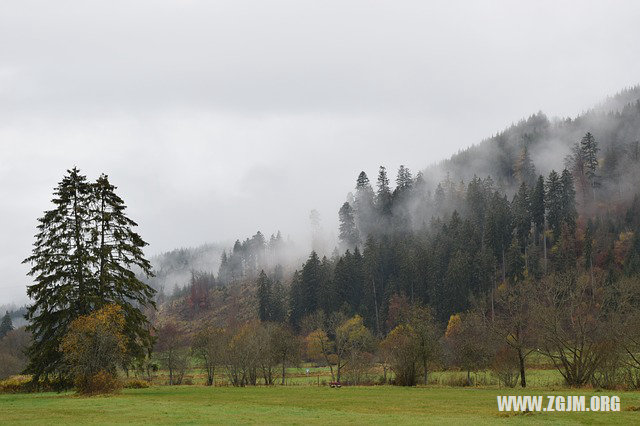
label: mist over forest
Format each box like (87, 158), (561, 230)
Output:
(149, 85), (640, 308)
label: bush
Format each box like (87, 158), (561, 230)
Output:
(625, 368), (640, 390)
(61, 304), (127, 394)
(0, 375), (32, 393)
(79, 370), (122, 395)
(123, 378), (150, 389)
(491, 347), (520, 388)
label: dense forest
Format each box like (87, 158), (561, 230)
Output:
(154, 86), (640, 332)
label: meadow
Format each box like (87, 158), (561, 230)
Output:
(2, 384), (640, 425)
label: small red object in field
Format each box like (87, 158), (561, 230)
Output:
(329, 381), (342, 388)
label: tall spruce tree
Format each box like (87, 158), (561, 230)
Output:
(338, 202), (358, 249)
(560, 169), (577, 234)
(544, 170), (563, 239)
(354, 171), (375, 239)
(512, 182), (531, 250)
(257, 270), (273, 322)
(92, 174), (155, 362)
(530, 176), (545, 241)
(580, 132), (600, 200)
(23, 168), (95, 380)
(0, 312), (13, 339)
(376, 166), (392, 219)
(516, 144), (536, 188)
(23, 168), (155, 382)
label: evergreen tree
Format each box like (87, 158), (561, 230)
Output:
(565, 141), (588, 204)
(516, 144), (536, 188)
(338, 202), (358, 249)
(0, 312), (13, 339)
(354, 171), (375, 239)
(544, 170), (563, 239)
(23, 168), (155, 382)
(505, 237), (525, 283)
(580, 132), (600, 200)
(395, 165), (413, 192)
(483, 192), (512, 281)
(300, 251), (324, 317)
(288, 271), (304, 329)
(92, 174), (155, 363)
(257, 270), (273, 322)
(511, 182), (531, 250)
(530, 175), (545, 241)
(560, 169), (577, 234)
(376, 166), (392, 218)
(23, 168), (95, 380)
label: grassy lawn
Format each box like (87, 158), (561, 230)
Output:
(1, 385), (639, 425)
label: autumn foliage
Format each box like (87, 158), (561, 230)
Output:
(60, 304), (126, 394)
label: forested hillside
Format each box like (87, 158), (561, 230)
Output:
(159, 86), (640, 331)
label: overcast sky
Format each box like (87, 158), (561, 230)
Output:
(2, 1), (640, 304)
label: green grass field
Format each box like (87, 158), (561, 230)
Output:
(1, 385), (639, 425)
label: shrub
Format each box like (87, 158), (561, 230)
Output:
(0, 375), (32, 393)
(491, 347), (520, 388)
(60, 304), (126, 394)
(123, 378), (150, 389)
(81, 370), (122, 395)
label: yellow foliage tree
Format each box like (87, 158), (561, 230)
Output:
(445, 314), (462, 338)
(60, 304), (126, 394)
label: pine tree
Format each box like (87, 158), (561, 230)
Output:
(92, 174), (155, 363)
(580, 132), (600, 200)
(512, 182), (531, 250)
(544, 170), (563, 239)
(23, 168), (95, 380)
(560, 169), (577, 234)
(338, 202), (358, 249)
(516, 144), (536, 188)
(395, 165), (413, 192)
(257, 270), (273, 322)
(23, 168), (155, 382)
(288, 271), (304, 329)
(505, 237), (525, 284)
(376, 166), (392, 217)
(565, 142), (588, 203)
(0, 312), (13, 339)
(354, 171), (375, 239)
(530, 176), (545, 242)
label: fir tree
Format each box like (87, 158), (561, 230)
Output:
(354, 171), (375, 240)
(23, 168), (155, 382)
(544, 170), (563, 239)
(395, 165), (413, 192)
(0, 312), (13, 339)
(580, 132), (600, 200)
(560, 169), (577, 234)
(530, 175), (545, 241)
(257, 270), (273, 322)
(516, 144), (536, 188)
(376, 166), (392, 217)
(92, 174), (155, 363)
(338, 202), (358, 249)
(23, 168), (95, 381)
(512, 182), (531, 250)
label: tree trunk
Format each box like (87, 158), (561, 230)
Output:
(518, 348), (526, 388)
(501, 248), (506, 282)
(543, 219), (548, 274)
(371, 279), (381, 337)
(281, 359), (286, 385)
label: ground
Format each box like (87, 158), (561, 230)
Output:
(2, 385), (639, 425)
